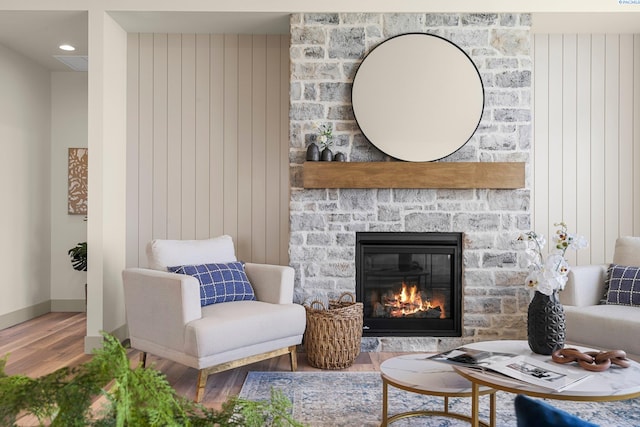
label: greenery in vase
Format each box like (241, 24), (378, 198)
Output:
(0, 333), (305, 427)
(518, 222), (588, 295)
(313, 122), (333, 150)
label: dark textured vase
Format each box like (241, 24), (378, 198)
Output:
(333, 152), (346, 162)
(306, 143), (320, 161)
(320, 148), (333, 161)
(527, 290), (566, 355)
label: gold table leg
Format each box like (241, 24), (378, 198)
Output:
(489, 391), (496, 427)
(381, 379), (388, 427)
(471, 382), (480, 427)
(382, 377), (492, 427)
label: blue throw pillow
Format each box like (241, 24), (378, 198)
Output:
(605, 264), (640, 307)
(514, 395), (597, 427)
(168, 262), (256, 307)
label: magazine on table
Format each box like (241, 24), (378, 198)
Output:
(428, 347), (591, 391)
(428, 347), (518, 367)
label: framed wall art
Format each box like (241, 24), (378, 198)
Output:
(68, 147), (88, 215)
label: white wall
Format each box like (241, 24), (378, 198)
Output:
(84, 10), (128, 351)
(533, 34), (640, 265)
(126, 33), (290, 268)
(50, 72), (88, 310)
(0, 43), (52, 327)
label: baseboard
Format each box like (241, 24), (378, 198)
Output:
(51, 299), (86, 313)
(84, 335), (103, 353)
(111, 323), (129, 343)
(0, 301), (51, 330)
(84, 323), (129, 354)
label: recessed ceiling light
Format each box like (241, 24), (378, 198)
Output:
(59, 44), (76, 52)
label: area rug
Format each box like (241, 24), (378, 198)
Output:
(239, 371), (640, 427)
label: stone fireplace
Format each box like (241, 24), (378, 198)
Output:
(289, 12), (532, 352)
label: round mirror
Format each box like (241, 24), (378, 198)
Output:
(351, 33), (484, 162)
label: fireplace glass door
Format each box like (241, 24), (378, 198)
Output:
(356, 232), (462, 336)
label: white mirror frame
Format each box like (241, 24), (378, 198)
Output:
(351, 33), (485, 162)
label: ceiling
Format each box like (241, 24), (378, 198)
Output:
(0, 11), (288, 72)
(108, 11), (289, 35)
(0, 11), (88, 71)
(1, 10), (639, 72)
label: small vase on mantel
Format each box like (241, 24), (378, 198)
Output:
(320, 147), (333, 161)
(306, 142), (320, 161)
(527, 290), (566, 355)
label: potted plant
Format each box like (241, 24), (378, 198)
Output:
(68, 241), (87, 272)
(69, 241), (88, 309)
(518, 222), (588, 355)
(0, 333), (304, 426)
(316, 123), (334, 161)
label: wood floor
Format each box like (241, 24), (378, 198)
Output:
(1, 312), (404, 412)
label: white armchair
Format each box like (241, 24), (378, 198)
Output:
(122, 235), (306, 402)
(560, 236), (640, 359)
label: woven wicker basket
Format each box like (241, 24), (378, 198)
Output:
(304, 293), (363, 370)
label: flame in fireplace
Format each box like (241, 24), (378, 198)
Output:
(384, 283), (445, 318)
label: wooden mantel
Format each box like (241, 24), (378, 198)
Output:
(302, 161), (525, 189)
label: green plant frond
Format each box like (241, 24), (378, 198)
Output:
(68, 241), (88, 272)
(0, 354), (8, 378)
(90, 333), (189, 427)
(0, 369), (69, 426)
(203, 388), (305, 427)
(0, 332), (304, 426)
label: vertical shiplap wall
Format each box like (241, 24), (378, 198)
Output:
(533, 34), (640, 265)
(126, 34), (290, 267)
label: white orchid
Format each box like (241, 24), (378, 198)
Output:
(518, 222), (588, 296)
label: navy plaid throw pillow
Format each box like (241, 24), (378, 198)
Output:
(168, 262), (256, 306)
(605, 264), (640, 307)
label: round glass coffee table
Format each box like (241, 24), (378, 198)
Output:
(380, 353), (496, 426)
(452, 340), (640, 427)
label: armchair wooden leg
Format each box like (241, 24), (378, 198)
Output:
(195, 369), (209, 403)
(289, 345), (298, 372)
(139, 352), (147, 368)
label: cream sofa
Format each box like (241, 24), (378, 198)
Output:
(560, 236), (640, 360)
(123, 235), (306, 402)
